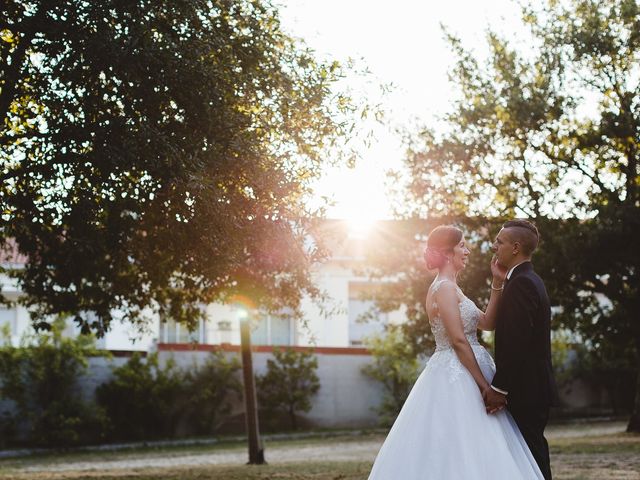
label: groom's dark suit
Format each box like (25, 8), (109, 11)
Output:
(491, 261), (558, 480)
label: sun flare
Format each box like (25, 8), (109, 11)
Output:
(347, 214), (377, 238)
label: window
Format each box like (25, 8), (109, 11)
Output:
(250, 315), (269, 345)
(160, 317), (206, 344)
(270, 316), (292, 345)
(0, 306), (16, 341)
(250, 314), (294, 346)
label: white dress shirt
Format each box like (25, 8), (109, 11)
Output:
(506, 261), (528, 281)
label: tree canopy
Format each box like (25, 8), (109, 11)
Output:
(1, 0), (357, 334)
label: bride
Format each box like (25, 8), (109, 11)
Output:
(367, 225), (544, 479)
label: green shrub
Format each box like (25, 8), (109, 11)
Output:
(256, 348), (320, 430)
(361, 327), (421, 426)
(0, 410), (17, 449)
(181, 351), (242, 435)
(0, 317), (109, 447)
(97, 350), (242, 440)
(96, 352), (183, 441)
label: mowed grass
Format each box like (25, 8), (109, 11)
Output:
(0, 427), (638, 480)
(0, 461), (372, 480)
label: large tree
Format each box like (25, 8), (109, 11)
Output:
(399, 0), (640, 431)
(0, 1), (358, 334)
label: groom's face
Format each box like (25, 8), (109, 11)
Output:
(492, 228), (515, 268)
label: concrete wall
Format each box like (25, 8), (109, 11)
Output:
(157, 345), (385, 428)
(306, 351), (383, 426)
(78, 354), (137, 400)
(0, 346), (384, 431)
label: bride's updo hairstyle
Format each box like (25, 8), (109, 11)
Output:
(424, 225), (463, 270)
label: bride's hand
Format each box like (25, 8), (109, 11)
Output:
(490, 255), (507, 284)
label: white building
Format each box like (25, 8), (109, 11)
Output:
(0, 220), (407, 351)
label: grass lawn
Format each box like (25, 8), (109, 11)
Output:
(0, 424), (638, 480)
(0, 461), (373, 480)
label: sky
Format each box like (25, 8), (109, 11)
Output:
(275, 0), (526, 222)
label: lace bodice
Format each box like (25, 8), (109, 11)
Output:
(428, 279), (482, 352)
(424, 279), (495, 384)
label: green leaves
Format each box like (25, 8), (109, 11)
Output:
(0, 0), (357, 335)
(361, 327), (420, 426)
(0, 316), (109, 447)
(403, 0), (639, 220)
(256, 347), (320, 430)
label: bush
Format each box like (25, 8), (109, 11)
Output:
(553, 331), (636, 415)
(0, 317), (109, 447)
(256, 348), (320, 430)
(181, 351), (242, 435)
(96, 352), (184, 441)
(361, 327), (421, 426)
(97, 350), (242, 440)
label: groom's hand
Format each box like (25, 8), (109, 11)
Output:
(482, 387), (507, 414)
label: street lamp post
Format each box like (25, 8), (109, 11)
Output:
(238, 309), (265, 464)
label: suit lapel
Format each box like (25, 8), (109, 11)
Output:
(506, 261), (533, 285)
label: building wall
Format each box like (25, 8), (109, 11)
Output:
(157, 344), (385, 428)
(78, 354), (140, 400)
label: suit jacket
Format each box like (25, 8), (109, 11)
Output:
(491, 261), (558, 408)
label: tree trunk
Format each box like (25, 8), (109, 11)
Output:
(627, 337), (640, 433)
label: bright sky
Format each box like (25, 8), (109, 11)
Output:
(276, 0), (525, 222)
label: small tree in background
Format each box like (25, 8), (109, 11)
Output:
(362, 327), (421, 426)
(256, 348), (320, 430)
(182, 351), (242, 435)
(0, 317), (109, 447)
(96, 352), (184, 441)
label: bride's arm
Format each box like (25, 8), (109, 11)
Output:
(478, 256), (507, 331)
(478, 284), (503, 331)
(436, 283), (491, 394)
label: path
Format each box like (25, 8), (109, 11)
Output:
(10, 420), (631, 474)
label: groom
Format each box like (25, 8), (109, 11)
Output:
(483, 219), (558, 480)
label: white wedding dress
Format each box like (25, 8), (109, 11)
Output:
(368, 279), (544, 479)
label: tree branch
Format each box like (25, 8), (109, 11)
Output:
(536, 144), (612, 197)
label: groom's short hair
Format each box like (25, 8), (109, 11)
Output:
(503, 219), (539, 256)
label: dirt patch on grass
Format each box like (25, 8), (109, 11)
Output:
(553, 452), (640, 480)
(549, 431), (640, 480)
